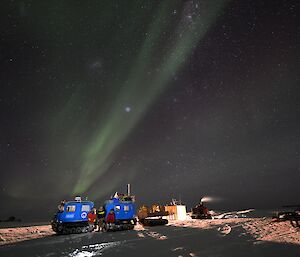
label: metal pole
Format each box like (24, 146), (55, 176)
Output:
(127, 184), (131, 196)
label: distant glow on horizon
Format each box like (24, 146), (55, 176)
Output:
(201, 196), (222, 203)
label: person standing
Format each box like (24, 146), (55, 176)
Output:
(106, 209), (116, 223)
(87, 208), (97, 231)
(106, 209), (116, 230)
(97, 206), (106, 232)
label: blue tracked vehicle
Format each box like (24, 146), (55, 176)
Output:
(104, 184), (137, 231)
(51, 197), (94, 234)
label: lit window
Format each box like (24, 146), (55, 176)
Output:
(66, 205), (76, 212)
(115, 205), (121, 211)
(81, 205), (90, 212)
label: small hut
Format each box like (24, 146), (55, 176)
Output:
(165, 199), (187, 220)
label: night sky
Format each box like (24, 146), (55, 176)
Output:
(1, 0), (299, 221)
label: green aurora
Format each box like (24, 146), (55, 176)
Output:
(72, 0), (230, 196)
(2, 0), (299, 219)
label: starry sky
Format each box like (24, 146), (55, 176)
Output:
(1, 0), (299, 221)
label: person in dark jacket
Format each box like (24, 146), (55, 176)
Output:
(97, 206), (106, 232)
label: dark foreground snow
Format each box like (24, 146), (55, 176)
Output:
(0, 222), (299, 257)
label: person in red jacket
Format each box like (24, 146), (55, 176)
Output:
(105, 209), (116, 231)
(88, 208), (97, 230)
(106, 209), (115, 224)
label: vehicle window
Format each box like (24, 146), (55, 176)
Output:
(66, 205), (76, 212)
(115, 205), (121, 211)
(81, 205), (90, 212)
(124, 205), (129, 211)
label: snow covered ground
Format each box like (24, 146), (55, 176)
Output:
(0, 219), (299, 257)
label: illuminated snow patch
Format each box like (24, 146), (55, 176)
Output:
(69, 250), (94, 257)
(137, 232), (145, 238)
(146, 231), (168, 240)
(68, 241), (121, 257)
(172, 247), (184, 251)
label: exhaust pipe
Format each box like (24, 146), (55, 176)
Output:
(127, 184), (131, 196)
